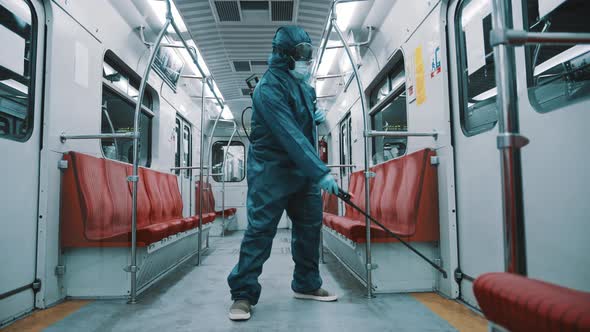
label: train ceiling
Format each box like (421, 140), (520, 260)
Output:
(174, 0), (333, 105)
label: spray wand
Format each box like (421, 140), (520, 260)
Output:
(335, 189), (448, 279)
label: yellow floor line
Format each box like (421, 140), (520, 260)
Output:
(1, 300), (91, 332)
(412, 293), (488, 332)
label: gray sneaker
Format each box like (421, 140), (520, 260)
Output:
(228, 299), (252, 321)
(293, 288), (338, 302)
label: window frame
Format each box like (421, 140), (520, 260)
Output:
(182, 123), (192, 179)
(339, 113), (352, 177)
(174, 118), (181, 175)
(211, 140), (246, 183)
(100, 51), (157, 167)
(522, 0), (590, 114)
(0, 0), (38, 142)
(454, 0), (499, 137)
(367, 50), (408, 164)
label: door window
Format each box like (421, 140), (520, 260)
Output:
(525, 0), (590, 112)
(174, 118), (181, 175)
(212, 141), (245, 182)
(456, 0), (498, 135)
(183, 124), (191, 179)
(339, 115), (352, 178)
(0, 0), (37, 141)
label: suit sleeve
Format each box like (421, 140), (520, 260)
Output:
(255, 82), (330, 182)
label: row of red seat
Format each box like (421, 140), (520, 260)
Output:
(195, 181), (237, 218)
(61, 152), (215, 247)
(322, 149), (440, 243)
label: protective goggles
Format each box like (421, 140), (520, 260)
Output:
(275, 42), (317, 64)
(291, 42), (316, 62)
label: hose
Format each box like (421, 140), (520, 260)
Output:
(241, 106), (253, 143)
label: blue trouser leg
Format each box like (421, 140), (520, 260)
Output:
(227, 185), (289, 305)
(287, 182), (323, 293)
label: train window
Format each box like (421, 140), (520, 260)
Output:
(101, 52), (155, 166)
(339, 114), (352, 177)
(369, 56), (407, 164)
(211, 141), (245, 183)
(525, 0), (590, 113)
(174, 118), (181, 175)
(182, 124), (191, 179)
(0, 0), (37, 141)
(456, 0), (498, 135)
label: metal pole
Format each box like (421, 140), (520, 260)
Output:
(221, 123), (237, 237)
(315, 125), (325, 264)
(59, 132), (136, 142)
(366, 130), (439, 139)
(102, 102), (119, 158)
(197, 77), (207, 266)
(326, 164), (356, 168)
(491, 0), (528, 275)
(128, 7), (171, 304)
(333, 18), (373, 298)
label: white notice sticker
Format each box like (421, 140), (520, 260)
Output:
(465, 19), (486, 75)
(74, 42), (89, 88)
(0, 25), (25, 76)
(539, 0), (566, 19)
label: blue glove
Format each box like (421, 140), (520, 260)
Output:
(318, 174), (339, 195)
(314, 108), (326, 124)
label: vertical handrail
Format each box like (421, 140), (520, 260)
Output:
(490, 0), (528, 275)
(206, 109), (225, 185)
(221, 123), (237, 236)
(312, 0), (373, 297)
(129, 4), (172, 304)
(314, 124), (326, 264)
(101, 102), (119, 158)
(197, 77), (208, 266)
(332, 17), (373, 298)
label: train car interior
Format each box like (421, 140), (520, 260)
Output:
(0, 0), (589, 331)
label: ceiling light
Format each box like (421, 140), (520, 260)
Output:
(317, 48), (338, 76)
(149, 0), (187, 33)
(335, 2), (360, 32)
(221, 108), (234, 120)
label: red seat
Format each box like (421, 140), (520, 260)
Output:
(61, 152), (210, 247)
(474, 272), (590, 332)
(321, 149), (440, 244)
(322, 192), (339, 215)
(196, 181), (237, 218)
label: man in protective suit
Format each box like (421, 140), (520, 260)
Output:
(227, 26), (340, 321)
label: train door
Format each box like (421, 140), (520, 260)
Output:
(0, 0), (45, 324)
(447, 0), (506, 307)
(515, 0), (590, 291)
(175, 116), (193, 216)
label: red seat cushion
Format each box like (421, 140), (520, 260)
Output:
(474, 273), (590, 332)
(137, 223), (170, 245)
(216, 208), (236, 217)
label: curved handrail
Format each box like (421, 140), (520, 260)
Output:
(129, 6), (171, 303)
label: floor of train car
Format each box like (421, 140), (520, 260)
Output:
(3, 230), (486, 332)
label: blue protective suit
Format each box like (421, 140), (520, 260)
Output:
(227, 26), (330, 305)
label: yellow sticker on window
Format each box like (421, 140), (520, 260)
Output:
(414, 46), (427, 105)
